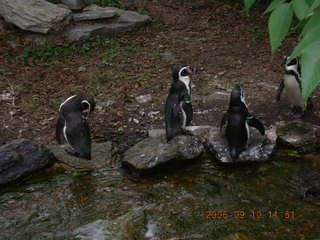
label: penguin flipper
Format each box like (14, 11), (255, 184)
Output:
(55, 116), (65, 144)
(220, 113), (228, 132)
(182, 102), (193, 126)
(65, 119), (92, 160)
(276, 81), (284, 101)
(248, 116), (265, 136)
(165, 103), (181, 142)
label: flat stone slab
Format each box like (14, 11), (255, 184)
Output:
(65, 6), (151, 42)
(0, 0), (71, 34)
(0, 139), (56, 186)
(122, 135), (204, 172)
(276, 121), (320, 153)
(72, 9), (117, 22)
(48, 141), (113, 170)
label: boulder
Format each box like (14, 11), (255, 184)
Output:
(0, 0), (71, 34)
(290, 168), (320, 200)
(276, 121), (320, 153)
(0, 139), (56, 186)
(72, 9), (117, 22)
(65, 6), (151, 42)
(48, 141), (114, 170)
(148, 125), (277, 164)
(206, 126), (277, 164)
(122, 135), (204, 172)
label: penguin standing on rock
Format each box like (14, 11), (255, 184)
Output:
(221, 85), (265, 159)
(165, 65), (194, 142)
(276, 56), (313, 116)
(56, 94), (96, 160)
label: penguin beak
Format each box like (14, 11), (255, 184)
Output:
(186, 66), (195, 74)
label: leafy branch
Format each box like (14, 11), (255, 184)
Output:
(245, 0), (320, 101)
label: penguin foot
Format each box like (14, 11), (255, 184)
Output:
(65, 148), (91, 160)
(181, 129), (194, 136)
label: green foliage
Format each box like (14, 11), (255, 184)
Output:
(268, 3), (293, 54)
(244, 0), (320, 101)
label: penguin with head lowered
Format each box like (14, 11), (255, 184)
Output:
(165, 65), (194, 142)
(56, 94), (96, 160)
(276, 56), (313, 116)
(221, 85), (265, 159)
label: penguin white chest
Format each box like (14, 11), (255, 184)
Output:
(179, 76), (191, 99)
(283, 75), (304, 108)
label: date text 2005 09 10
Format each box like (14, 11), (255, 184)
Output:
(205, 210), (295, 220)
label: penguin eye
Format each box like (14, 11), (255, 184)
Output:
(180, 69), (188, 77)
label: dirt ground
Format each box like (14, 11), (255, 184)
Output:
(1, 0), (319, 151)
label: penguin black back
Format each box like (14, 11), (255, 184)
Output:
(221, 86), (265, 159)
(165, 65), (194, 142)
(56, 94), (95, 160)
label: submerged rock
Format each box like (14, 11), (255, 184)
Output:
(0, 139), (56, 186)
(0, 0), (71, 34)
(206, 126), (277, 164)
(277, 121), (320, 153)
(290, 168), (320, 200)
(122, 135), (204, 172)
(49, 141), (113, 170)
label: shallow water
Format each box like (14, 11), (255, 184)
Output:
(0, 153), (319, 240)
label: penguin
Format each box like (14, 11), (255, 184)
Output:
(55, 94), (96, 160)
(276, 56), (313, 116)
(165, 65), (194, 142)
(220, 85), (265, 159)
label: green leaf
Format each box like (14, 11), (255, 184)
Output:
(309, 0), (320, 12)
(301, 13), (320, 36)
(291, 25), (320, 58)
(264, 0), (285, 14)
(268, 3), (293, 54)
(301, 41), (320, 101)
(292, 0), (309, 20)
(244, 0), (256, 12)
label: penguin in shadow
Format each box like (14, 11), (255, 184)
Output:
(220, 85), (265, 159)
(277, 56), (313, 117)
(165, 65), (194, 142)
(56, 94), (95, 160)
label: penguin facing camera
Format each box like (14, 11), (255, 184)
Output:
(276, 56), (313, 117)
(221, 85), (265, 159)
(56, 94), (96, 160)
(165, 65), (194, 142)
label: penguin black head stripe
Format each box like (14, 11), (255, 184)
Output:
(56, 94), (95, 160)
(284, 56), (301, 78)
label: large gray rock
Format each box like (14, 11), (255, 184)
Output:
(65, 6), (151, 42)
(48, 141), (114, 170)
(290, 168), (320, 200)
(0, 0), (71, 34)
(206, 126), (277, 163)
(0, 139), (56, 186)
(148, 125), (277, 164)
(276, 121), (320, 153)
(122, 135), (204, 172)
(72, 9), (117, 21)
